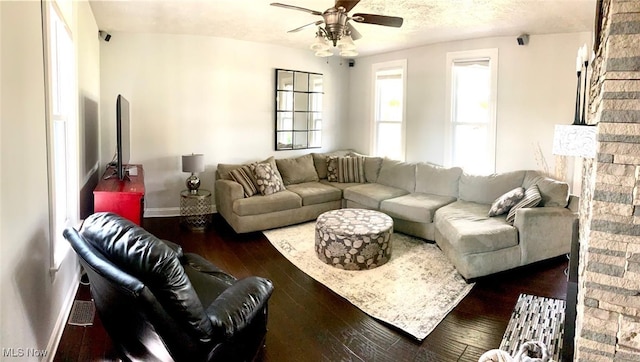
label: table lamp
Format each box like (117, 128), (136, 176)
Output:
(182, 154), (204, 194)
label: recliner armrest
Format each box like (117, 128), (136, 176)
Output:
(182, 252), (237, 284)
(161, 239), (183, 258)
(205, 276), (274, 338)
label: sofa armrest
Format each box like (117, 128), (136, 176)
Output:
(205, 276), (274, 339)
(567, 195), (579, 212)
(215, 179), (244, 219)
(514, 206), (577, 264)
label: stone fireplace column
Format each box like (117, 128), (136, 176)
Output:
(575, 0), (640, 360)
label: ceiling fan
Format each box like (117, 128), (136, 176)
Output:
(270, 0), (403, 56)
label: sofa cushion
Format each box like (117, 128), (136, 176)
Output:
(343, 183), (409, 209)
(217, 163), (243, 180)
(347, 152), (383, 183)
(506, 185), (542, 224)
(364, 157), (384, 183)
(435, 200), (518, 255)
(380, 193), (457, 223)
(415, 163), (463, 198)
(229, 165), (257, 197)
(251, 162), (285, 196)
(338, 156), (365, 183)
(376, 159), (416, 192)
(319, 179), (362, 191)
(312, 150), (351, 179)
(285, 182), (342, 206)
(275, 154), (319, 186)
(488, 187), (524, 216)
(523, 171), (569, 208)
(458, 170), (526, 204)
(232, 190), (301, 216)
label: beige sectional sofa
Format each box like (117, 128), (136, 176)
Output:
(215, 151), (577, 279)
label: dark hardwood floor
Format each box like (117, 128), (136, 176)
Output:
(54, 214), (568, 362)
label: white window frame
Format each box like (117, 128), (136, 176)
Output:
(444, 49), (498, 174)
(42, 0), (79, 273)
(371, 59), (407, 161)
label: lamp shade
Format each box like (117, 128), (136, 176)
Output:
(552, 125), (596, 158)
(337, 34), (356, 50)
(310, 34), (330, 51)
(314, 49), (333, 57)
(339, 49), (358, 57)
(182, 154), (204, 173)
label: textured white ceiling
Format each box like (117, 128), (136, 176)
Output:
(89, 0), (597, 56)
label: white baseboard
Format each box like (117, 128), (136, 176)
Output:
(144, 207), (180, 218)
(45, 264), (81, 362)
(143, 206), (218, 218)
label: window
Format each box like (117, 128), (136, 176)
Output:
(43, 0), (79, 271)
(445, 49), (498, 175)
(372, 60), (406, 160)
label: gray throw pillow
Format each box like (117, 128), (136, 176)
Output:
(488, 187), (525, 217)
(275, 154), (319, 185)
(506, 185), (542, 224)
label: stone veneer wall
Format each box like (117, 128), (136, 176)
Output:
(575, 0), (640, 360)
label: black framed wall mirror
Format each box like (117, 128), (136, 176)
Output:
(275, 69), (323, 150)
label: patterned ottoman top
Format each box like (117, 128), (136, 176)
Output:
(317, 209), (393, 235)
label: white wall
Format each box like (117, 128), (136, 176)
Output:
(0, 1), (99, 360)
(347, 32), (592, 178)
(99, 33), (350, 215)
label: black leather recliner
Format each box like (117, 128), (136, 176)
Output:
(63, 212), (274, 362)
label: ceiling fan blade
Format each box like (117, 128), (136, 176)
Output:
(270, 3), (323, 16)
(352, 13), (404, 27)
(288, 20), (324, 33)
(335, 0), (360, 12)
(346, 22), (362, 40)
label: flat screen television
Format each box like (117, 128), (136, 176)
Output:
(116, 94), (130, 180)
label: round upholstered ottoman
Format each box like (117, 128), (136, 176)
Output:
(315, 209), (393, 270)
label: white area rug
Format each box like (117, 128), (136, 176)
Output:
(263, 222), (474, 340)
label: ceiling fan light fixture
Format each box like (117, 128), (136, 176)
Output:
(310, 30), (330, 51)
(271, 1), (404, 59)
(315, 49), (333, 57)
(339, 49), (358, 57)
(337, 34), (356, 50)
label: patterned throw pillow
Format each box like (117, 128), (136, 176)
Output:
(229, 165), (257, 197)
(488, 187), (525, 217)
(326, 156), (339, 182)
(337, 156), (365, 183)
(251, 162), (285, 196)
(506, 185), (542, 224)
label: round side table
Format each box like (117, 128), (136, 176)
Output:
(180, 189), (212, 231)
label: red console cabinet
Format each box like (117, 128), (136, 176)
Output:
(94, 165), (145, 225)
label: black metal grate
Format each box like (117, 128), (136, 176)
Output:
(68, 300), (95, 326)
